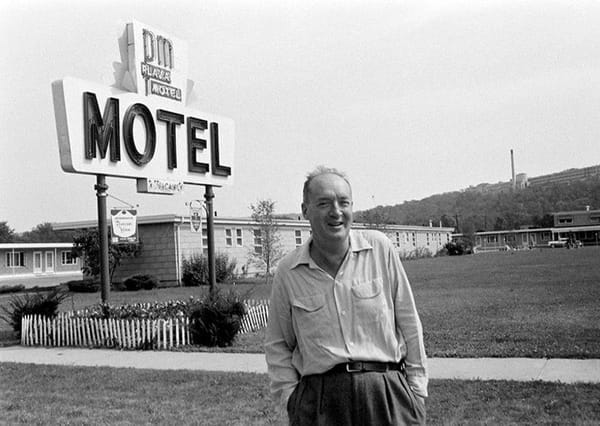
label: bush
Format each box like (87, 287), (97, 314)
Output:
(399, 247), (433, 261)
(0, 284), (26, 295)
(65, 279), (100, 293)
(0, 289), (68, 337)
(76, 299), (200, 320)
(123, 274), (159, 291)
(445, 239), (473, 255)
(188, 289), (246, 347)
(182, 252), (237, 286)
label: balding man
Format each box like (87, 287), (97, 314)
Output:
(265, 166), (427, 425)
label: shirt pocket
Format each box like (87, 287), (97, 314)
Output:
(351, 277), (385, 324)
(292, 294), (333, 346)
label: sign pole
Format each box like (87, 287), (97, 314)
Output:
(95, 174), (111, 303)
(204, 185), (216, 294)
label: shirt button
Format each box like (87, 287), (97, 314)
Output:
(341, 310), (346, 316)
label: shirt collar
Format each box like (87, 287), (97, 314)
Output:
(290, 229), (373, 269)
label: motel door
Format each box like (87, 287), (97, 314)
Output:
(33, 252), (43, 273)
(45, 251), (55, 273)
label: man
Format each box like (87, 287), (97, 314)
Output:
(265, 166), (428, 425)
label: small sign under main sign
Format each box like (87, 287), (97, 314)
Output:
(111, 209), (138, 244)
(137, 178), (184, 194)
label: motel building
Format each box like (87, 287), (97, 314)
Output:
(0, 243), (82, 283)
(472, 209), (600, 252)
(50, 215), (454, 286)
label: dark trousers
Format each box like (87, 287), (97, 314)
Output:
(287, 368), (426, 425)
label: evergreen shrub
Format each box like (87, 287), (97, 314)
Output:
(0, 289), (68, 337)
(188, 289), (246, 347)
(65, 279), (100, 293)
(123, 274), (159, 291)
(182, 252), (237, 286)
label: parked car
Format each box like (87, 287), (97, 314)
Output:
(548, 238), (568, 248)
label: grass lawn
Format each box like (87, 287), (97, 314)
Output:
(1, 247), (600, 358)
(1, 363), (599, 425)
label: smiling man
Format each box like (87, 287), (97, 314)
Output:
(265, 166), (428, 425)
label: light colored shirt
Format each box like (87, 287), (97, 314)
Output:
(265, 229), (428, 409)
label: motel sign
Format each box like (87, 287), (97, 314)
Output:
(52, 20), (234, 188)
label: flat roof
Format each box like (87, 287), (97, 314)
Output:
(0, 243), (75, 250)
(52, 215), (455, 232)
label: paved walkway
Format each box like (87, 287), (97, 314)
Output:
(1, 346), (599, 384)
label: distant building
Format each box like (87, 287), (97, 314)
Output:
(465, 164), (600, 194)
(53, 215), (454, 285)
(528, 165), (600, 187)
(0, 243), (82, 282)
(469, 209), (600, 252)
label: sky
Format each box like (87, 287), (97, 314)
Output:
(1, 0), (600, 232)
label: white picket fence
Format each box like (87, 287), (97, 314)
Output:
(239, 302), (269, 334)
(20, 299), (270, 350)
(20, 313), (190, 350)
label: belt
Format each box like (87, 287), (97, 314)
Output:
(328, 360), (406, 374)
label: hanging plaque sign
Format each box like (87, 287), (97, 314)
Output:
(111, 209), (138, 244)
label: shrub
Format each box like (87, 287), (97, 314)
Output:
(123, 274), (159, 291)
(76, 298), (201, 320)
(182, 252), (237, 286)
(65, 279), (100, 293)
(188, 289), (246, 347)
(0, 289), (68, 337)
(445, 239), (473, 255)
(0, 284), (26, 295)
(399, 247), (433, 261)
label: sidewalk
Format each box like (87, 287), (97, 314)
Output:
(1, 346), (599, 384)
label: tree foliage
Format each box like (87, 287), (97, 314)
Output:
(249, 199), (284, 276)
(0, 222), (15, 243)
(19, 222), (76, 243)
(71, 229), (141, 280)
(355, 177), (600, 232)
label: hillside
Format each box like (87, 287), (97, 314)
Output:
(355, 176), (600, 234)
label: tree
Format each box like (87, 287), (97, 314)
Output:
(71, 228), (141, 281)
(19, 222), (76, 243)
(249, 199), (284, 279)
(0, 222), (15, 243)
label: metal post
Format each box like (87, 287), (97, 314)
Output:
(95, 175), (110, 303)
(204, 185), (216, 294)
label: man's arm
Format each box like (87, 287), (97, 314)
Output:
(387, 244), (429, 398)
(264, 273), (299, 409)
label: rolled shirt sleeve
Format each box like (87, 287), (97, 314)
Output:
(388, 242), (429, 398)
(264, 271), (300, 409)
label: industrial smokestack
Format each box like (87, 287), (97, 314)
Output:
(510, 149), (516, 190)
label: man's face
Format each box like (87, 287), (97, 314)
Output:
(302, 173), (353, 247)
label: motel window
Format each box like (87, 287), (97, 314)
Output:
(487, 235), (498, 243)
(61, 251), (77, 265)
(236, 229), (243, 247)
(295, 230), (303, 247)
(225, 229), (233, 246)
(253, 229), (263, 254)
(558, 216), (573, 224)
(590, 215), (600, 223)
(6, 252), (25, 267)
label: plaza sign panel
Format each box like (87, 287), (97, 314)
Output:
(126, 20), (189, 105)
(52, 21), (234, 188)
